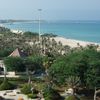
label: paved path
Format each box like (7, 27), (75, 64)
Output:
(0, 89), (44, 100)
(0, 89), (28, 100)
(0, 75), (19, 78)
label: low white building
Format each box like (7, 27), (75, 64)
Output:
(0, 60), (4, 68)
(0, 48), (26, 76)
(11, 29), (24, 35)
(0, 60), (6, 75)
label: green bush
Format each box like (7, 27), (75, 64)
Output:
(0, 80), (2, 84)
(21, 84), (32, 94)
(21, 83), (38, 95)
(43, 86), (62, 100)
(65, 95), (80, 100)
(28, 93), (37, 99)
(80, 96), (93, 100)
(0, 79), (16, 90)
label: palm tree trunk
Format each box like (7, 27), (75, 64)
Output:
(26, 68), (31, 84)
(94, 87), (96, 100)
(4, 67), (7, 80)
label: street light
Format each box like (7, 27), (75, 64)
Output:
(38, 9), (42, 47)
(38, 9), (45, 55)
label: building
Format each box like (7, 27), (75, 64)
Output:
(0, 48), (26, 75)
(0, 60), (5, 74)
(9, 48), (26, 57)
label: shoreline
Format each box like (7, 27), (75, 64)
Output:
(9, 28), (100, 46)
(0, 26), (100, 48)
(53, 36), (100, 48)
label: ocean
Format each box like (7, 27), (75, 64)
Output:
(2, 20), (100, 43)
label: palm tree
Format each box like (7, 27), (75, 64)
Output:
(63, 45), (71, 54)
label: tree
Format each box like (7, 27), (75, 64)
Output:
(49, 48), (100, 90)
(49, 55), (80, 87)
(0, 48), (13, 58)
(28, 56), (43, 71)
(86, 60), (100, 88)
(43, 85), (62, 100)
(23, 56), (43, 83)
(68, 53), (88, 86)
(43, 55), (55, 76)
(82, 49), (100, 88)
(4, 57), (25, 72)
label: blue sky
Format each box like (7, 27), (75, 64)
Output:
(0, 0), (100, 20)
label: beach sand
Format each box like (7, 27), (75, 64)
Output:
(53, 37), (100, 48)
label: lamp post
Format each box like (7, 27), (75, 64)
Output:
(38, 9), (42, 52)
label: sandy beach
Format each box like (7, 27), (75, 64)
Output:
(53, 37), (100, 48)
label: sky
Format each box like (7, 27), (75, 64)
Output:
(0, 0), (100, 20)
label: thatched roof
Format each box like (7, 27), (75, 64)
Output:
(9, 48), (26, 57)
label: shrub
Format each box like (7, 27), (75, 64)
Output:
(21, 84), (32, 94)
(65, 95), (80, 100)
(21, 83), (39, 95)
(0, 80), (2, 84)
(80, 96), (93, 100)
(43, 86), (62, 100)
(0, 79), (16, 90)
(28, 93), (37, 99)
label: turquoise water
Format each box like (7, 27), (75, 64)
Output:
(3, 21), (100, 43)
